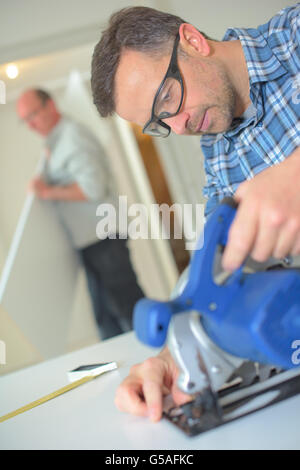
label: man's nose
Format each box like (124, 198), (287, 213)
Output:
(165, 112), (189, 135)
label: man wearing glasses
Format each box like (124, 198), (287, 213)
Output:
(91, 5), (300, 421)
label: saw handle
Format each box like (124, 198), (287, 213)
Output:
(133, 197), (239, 347)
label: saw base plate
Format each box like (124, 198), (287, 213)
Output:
(164, 366), (300, 436)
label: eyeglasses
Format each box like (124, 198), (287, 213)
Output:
(142, 34), (184, 138)
(21, 103), (46, 124)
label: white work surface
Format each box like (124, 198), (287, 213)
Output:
(0, 331), (299, 450)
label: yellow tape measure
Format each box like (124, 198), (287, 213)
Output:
(0, 362), (117, 424)
(0, 375), (95, 424)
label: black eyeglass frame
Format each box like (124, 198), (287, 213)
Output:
(142, 34), (184, 137)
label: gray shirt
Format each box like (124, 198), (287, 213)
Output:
(42, 116), (118, 249)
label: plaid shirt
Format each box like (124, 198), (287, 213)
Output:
(201, 4), (300, 216)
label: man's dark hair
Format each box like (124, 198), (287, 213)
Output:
(34, 89), (52, 104)
(91, 6), (211, 118)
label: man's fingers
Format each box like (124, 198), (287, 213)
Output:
(273, 217), (300, 259)
(143, 379), (164, 422)
(224, 196), (300, 266)
(114, 379), (148, 417)
(222, 195), (297, 269)
(172, 385), (193, 407)
(291, 233), (300, 257)
(250, 209), (282, 262)
(27, 178), (38, 193)
(140, 357), (169, 421)
(114, 356), (171, 422)
(222, 201), (258, 271)
(228, 157), (300, 266)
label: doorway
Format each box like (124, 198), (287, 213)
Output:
(131, 123), (190, 275)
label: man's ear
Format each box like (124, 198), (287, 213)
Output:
(47, 98), (59, 113)
(178, 23), (210, 57)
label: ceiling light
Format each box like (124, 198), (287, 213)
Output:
(5, 63), (19, 79)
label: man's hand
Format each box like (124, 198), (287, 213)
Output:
(28, 177), (87, 201)
(222, 149), (300, 271)
(28, 176), (52, 199)
(115, 348), (191, 422)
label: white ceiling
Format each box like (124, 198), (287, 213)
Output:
(0, 0), (164, 64)
(0, 0), (165, 102)
(0, 42), (94, 102)
(0, 0), (292, 103)
(0, 0), (291, 65)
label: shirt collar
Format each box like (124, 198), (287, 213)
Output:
(45, 115), (66, 149)
(220, 26), (288, 137)
(223, 26), (288, 86)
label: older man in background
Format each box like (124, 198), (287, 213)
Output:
(17, 88), (144, 340)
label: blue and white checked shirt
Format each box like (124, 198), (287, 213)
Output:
(201, 4), (300, 216)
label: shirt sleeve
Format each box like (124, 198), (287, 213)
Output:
(262, 4), (300, 56)
(63, 123), (114, 202)
(202, 154), (229, 217)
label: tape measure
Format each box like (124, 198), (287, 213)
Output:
(0, 362), (117, 424)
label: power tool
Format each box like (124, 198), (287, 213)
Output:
(134, 198), (300, 435)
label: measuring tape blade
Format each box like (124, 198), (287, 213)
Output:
(0, 374), (95, 423)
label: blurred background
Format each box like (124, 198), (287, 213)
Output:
(0, 0), (292, 374)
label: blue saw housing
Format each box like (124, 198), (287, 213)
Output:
(134, 198), (300, 369)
